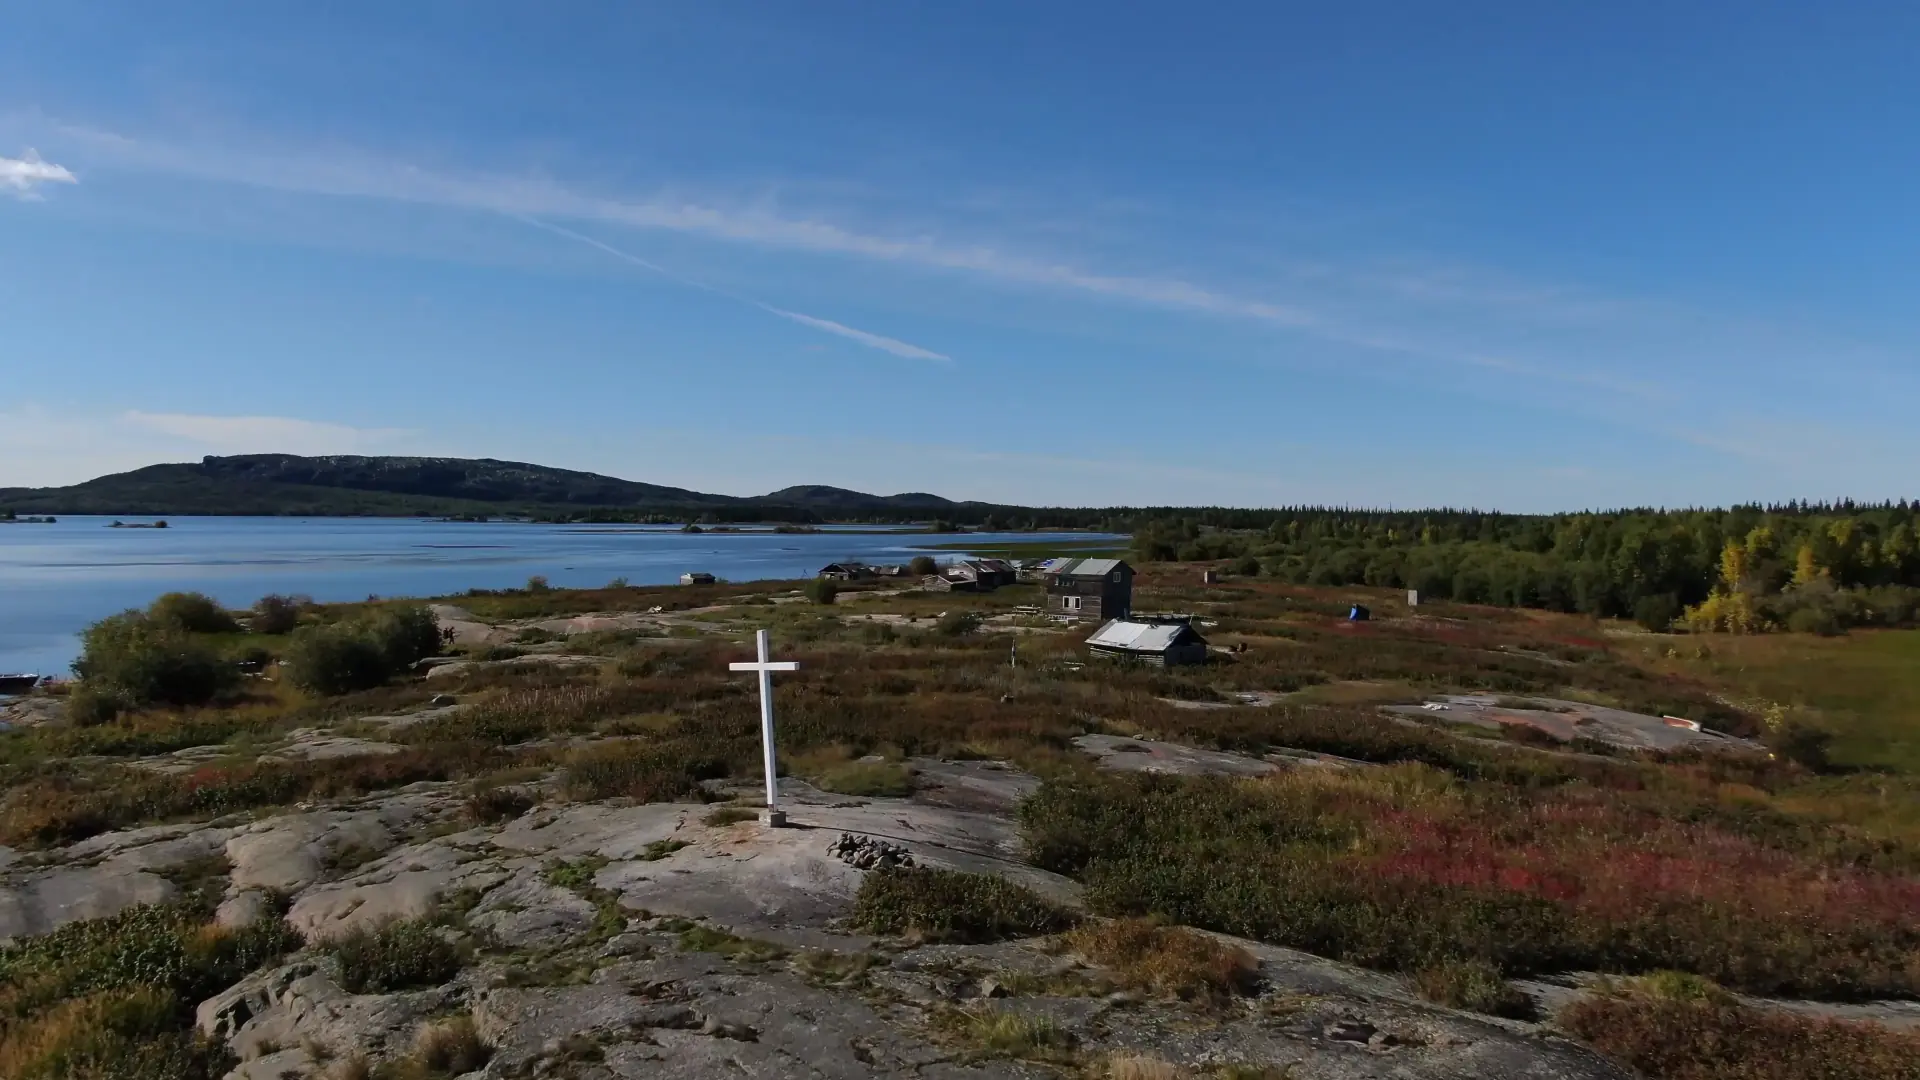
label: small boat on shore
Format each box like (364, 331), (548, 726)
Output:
(0, 674), (42, 695)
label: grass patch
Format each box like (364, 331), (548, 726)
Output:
(1063, 918), (1260, 1004)
(673, 923), (786, 963)
(942, 1006), (1074, 1061)
(639, 838), (691, 860)
(1413, 958), (1537, 1020)
(851, 867), (1077, 943)
(325, 920), (464, 993)
(542, 856), (608, 892)
(1658, 629), (1920, 775)
(812, 760), (915, 797)
(371, 1016), (492, 1080)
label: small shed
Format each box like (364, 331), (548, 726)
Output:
(1347, 604), (1371, 622)
(817, 562), (873, 581)
(680, 572), (716, 586)
(1085, 618), (1208, 667)
(1043, 558), (1133, 621)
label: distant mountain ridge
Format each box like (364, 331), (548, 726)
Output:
(0, 454), (972, 519)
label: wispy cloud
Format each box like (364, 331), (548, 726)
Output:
(10, 120), (1372, 340)
(14, 114), (1903, 413)
(523, 216), (949, 361)
(0, 149), (75, 199)
(124, 411), (409, 454)
(753, 305), (948, 361)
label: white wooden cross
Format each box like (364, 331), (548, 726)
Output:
(729, 629), (799, 823)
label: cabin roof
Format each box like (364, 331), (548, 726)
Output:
(1043, 557), (1126, 578)
(1086, 618), (1200, 652)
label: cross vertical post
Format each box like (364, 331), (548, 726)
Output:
(729, 629), (799, 825)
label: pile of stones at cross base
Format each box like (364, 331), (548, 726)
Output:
(828, 832), (915, 870)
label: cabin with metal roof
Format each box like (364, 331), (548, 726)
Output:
(1085, 617), (1208, 667)
(1043, 557), (1133, 621)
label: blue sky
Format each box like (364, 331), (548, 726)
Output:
(3, 2), (1917, 510)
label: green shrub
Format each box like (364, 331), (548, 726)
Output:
(909, 555), (938, 577)
(250, 594), (305, 635)
(282, 624), (392, 696)
(935, 611), (982, 637)
(146, 593), (240, 635)
(851, 868), (1076, 943)
(1786, 605), (1845, 637)
(1414, 958), (1537, 1019)
(64, 684), (140, 726)
(70, 613), (237, 710)
(805, 578), (840, 605)
(1767, 721), (1833, 772)
(1234, 554), (1262, 578)
(464, 786), (535, 824)
(326, 920), (463, 993)
(368, 606), (442, 670)
(1632, 593), (1681, 633)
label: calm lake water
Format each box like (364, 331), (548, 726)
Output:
(0, 516), (1119, 678)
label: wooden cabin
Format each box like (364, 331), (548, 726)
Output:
(1085, 618), (1208, 667)
(1043, 557), (1133, 621)
(679, 572), (716, 585)
(817, 562), (874, 581)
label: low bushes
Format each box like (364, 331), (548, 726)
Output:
(70, 612), (238, 718)
(0, 903), (300, 1080)
(250, 594), (307, 635)
(560, 741), (734, 804)
(0, 744), (514, 848)
(147, 592), (241, 635)
(1064, 918), (1260, 1003)
(1020, 769), (1920, 1001)
(851, 867), (1077, 943)
(1413, 958), (1536, 1019)
(1559, 990), (1920, 1080)
(282, 606), (441, 696)
(326, 919), (464, 993)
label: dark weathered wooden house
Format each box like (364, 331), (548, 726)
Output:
(1085, 618), (1208, 667)
(957, 559), (1018, 589)
(680, 572), (716, 585)
(1043, 558), (1132, 621)
(817, 562), (874, 581)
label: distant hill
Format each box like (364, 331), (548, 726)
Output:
(0, 454), (984, 521)
(760, 485), (957, 512)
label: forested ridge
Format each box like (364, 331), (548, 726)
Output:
(1128, 502), (1920, 632)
